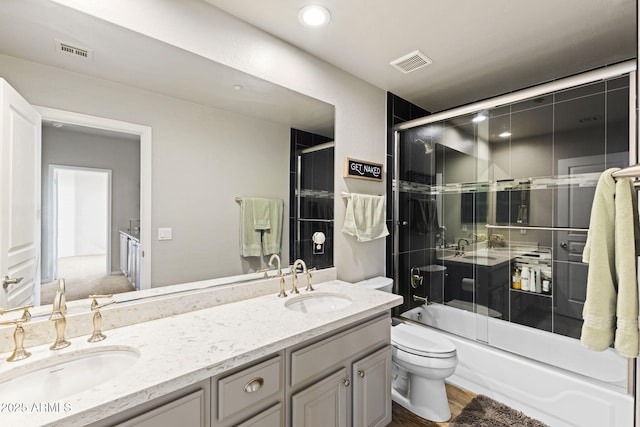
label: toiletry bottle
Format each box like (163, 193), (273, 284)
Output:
(535, 268), (542, 293)
(542, 278), (551, 295)
(521, 266), (530, 291)
(512, 267), (521, 290)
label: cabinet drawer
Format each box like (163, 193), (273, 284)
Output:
(290, 315), (390, 388)
(217, 355), (282, 421)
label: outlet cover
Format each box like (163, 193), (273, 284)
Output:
(158, 227), (172, 240)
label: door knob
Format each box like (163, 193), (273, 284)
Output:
(2, 276), (23, 290)
(560, 242), (568, 249)
(357, 370), (365, 378)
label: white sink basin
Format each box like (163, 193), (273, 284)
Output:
(463, 255), (498, 261)
(285, 293), (352, 313)
(0, 346), (139, 403)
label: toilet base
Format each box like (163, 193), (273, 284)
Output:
(391, 375), (452, 422)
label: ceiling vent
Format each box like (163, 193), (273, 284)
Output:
(55, 39), (93, 61)
(390, 50), (433, 74)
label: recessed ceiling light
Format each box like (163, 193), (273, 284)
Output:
(472, 114), (487, 123)
(232, 85), (243, 91)
(499, 131), (512, 138)
(298, 5), (331, 28)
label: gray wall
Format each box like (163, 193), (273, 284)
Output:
(54, 0), (388, 285)
(41, 126), (140, 280)
(1, 53), (290, 287)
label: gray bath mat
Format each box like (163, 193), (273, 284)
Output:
(450, 394), (548, 427)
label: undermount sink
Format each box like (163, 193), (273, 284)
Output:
(0, 346), (139, 403)
(285, 293), (352, 313)
(462, 255), (498, 260)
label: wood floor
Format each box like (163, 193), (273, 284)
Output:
(388, 383), (476, 427)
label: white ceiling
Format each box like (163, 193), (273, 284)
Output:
(205, 0), (637, 113)
(0, 0), (635, 127)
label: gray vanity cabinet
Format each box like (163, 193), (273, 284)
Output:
(90, 380), (211, 427)
(90, 313), (391, 427)
(288, 313), (392, 427)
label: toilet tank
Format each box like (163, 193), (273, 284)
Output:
(355, 276), (394, 293)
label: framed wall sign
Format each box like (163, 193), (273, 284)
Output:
(343, 157), (383, 182)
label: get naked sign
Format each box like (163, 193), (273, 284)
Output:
(343, 157), (383, 182)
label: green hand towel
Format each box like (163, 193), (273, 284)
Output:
(581, 168), (640, 358)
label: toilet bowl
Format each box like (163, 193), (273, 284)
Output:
(354, 277), (458, 422)
(391, 322), (457, 422)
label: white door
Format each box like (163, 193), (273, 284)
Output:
(0, 79), (41, 309)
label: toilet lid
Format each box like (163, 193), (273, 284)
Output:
(391, 323), (456, 358)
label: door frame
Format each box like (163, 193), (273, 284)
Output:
(49, 164), (112, 280)
(36, 106), (152, 290)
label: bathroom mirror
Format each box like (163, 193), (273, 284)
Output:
(0, 1), (335, 309)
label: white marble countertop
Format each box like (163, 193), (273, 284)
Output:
(0, 280), (402, 426)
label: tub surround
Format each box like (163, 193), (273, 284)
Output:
(0, 278), (402, 426)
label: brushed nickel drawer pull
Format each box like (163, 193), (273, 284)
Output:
(342, 378), (350, 387)
(357, 370), (365, 378)
(244, 377), (264, 393)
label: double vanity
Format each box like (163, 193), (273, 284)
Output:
(0, 271), (402, 426)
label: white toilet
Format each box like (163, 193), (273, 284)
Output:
(355, 276), (458, 422)
(391, 322), (457, 422)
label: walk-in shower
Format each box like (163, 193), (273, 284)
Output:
(390, 61), (637, 426)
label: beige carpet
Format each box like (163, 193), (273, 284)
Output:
(449, 395), (548, 427)
(41, 255), (135, 305)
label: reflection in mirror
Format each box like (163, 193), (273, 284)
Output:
(0, 5), (335, 309)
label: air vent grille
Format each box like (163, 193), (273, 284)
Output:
(55, 40), (93, 60)
(390, 50), (433, 74)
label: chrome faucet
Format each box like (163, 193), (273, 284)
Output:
(88, 295), (116, 342)
(269, 254), (288, 298)
(291, 259), (308, 294)
(0, 304), (33, 362)
(456, 238), (470, 256)
(49, 278), (70, 350)
(412, 295), (431, 305)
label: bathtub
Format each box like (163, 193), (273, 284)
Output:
(400, 304), (634, 427)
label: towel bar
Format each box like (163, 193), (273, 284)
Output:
(485, 224), (588, 233)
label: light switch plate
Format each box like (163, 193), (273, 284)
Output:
(158, 227), (172, 240)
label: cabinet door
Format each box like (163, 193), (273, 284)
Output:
(120, 234), (129, 275)
(114, 389), (206, 427)
(236, 403), (283, 427)
(291, 368), (349, 427)
(352, 346), (392, 427)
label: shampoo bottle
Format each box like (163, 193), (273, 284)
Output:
(521, 266), (530, 291)
(512, 267), (521, 290)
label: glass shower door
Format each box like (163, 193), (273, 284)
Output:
(294, 142), (335, 269)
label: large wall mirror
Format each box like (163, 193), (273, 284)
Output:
(0, 1), (335, 308)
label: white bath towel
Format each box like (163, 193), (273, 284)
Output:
(581, 168), (640, 358)
(342, 193), (389, 242)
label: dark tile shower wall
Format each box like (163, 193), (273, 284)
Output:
(290, 129), (334, 270)
(386, 93), (430, 313)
